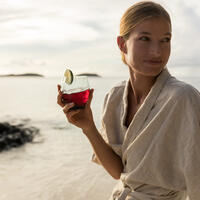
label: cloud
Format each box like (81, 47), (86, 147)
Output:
(0, 0), (200, 76)
(0, 3), (102, 45)
(166, 0), (200, 66)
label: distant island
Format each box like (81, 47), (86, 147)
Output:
(76, 73), (101, 77)
(0, 73), (44, 77)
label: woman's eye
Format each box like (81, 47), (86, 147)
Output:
(139, 36), (149, 41)
(161, 37), (171, 42)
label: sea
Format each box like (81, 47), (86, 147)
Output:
(0, 66), (199, 200)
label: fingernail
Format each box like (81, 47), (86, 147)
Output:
(68, 102), (74, 106)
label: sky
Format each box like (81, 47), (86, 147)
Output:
(0, 0), (200, 77)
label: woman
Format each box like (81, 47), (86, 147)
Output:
(57, 1), (200, 199)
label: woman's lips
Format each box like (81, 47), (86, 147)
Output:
(144, 60), (162, 65)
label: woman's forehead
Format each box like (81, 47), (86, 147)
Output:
(132, 17), (171, 35)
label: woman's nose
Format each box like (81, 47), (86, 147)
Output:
(149, 42), (161, 57)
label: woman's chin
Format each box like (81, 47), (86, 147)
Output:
(132, 66), (164, 77)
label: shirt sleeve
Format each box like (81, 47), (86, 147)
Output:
(183, 122), (200, 200)
(180, 87), (200, 199)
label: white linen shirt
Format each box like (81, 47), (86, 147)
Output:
(92, 68), (200, 200)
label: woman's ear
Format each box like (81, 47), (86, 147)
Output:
(117, 36), (127, 54)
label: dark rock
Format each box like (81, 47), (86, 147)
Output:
(0, 73), (44, 77)
(0, 122), (40, 152)
(76, 73), (101, 77)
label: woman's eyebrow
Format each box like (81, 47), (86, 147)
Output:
(164, 32), (171, 36)
(139, 31), (151, 35)
(139, 31), (171, 36)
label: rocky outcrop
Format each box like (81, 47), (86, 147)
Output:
(0, 73), (44, 77)
(76, 73), (101, 77)
(0, 122), (40, 152)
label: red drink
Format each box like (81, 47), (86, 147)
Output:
(62, 89), (90, 110)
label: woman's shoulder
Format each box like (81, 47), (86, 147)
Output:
(108, 80), (127, 94)
(166, 76), (200, 104)
(104, 80), (126, 98)
(102, 80), (127, 107)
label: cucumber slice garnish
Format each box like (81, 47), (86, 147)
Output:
(64, 69), (74, 84)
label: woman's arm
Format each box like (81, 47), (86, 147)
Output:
(83, 125), (123, 180)
(57, 85), (123, 179)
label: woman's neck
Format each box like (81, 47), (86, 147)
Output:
(128, 69), (157, 105)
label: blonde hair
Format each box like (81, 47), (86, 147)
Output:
(119, 1), (171, 64)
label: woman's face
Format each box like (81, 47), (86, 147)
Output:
(122, 17), (171, 77)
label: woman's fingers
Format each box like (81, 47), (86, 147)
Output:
(57, 84), (61, 92)
(57, 84), (63, 106)
(57, 91), (65, 107)
(86, 88), (94, 108)
(66, 109), (81, 121)
(63, 103), (75, 114)
(63, 103), (81, 122)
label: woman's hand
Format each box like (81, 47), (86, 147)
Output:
(57, 85), (95, 132)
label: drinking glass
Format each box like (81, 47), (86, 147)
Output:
(61, 75), (90, 110)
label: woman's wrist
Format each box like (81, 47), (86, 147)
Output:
(82, 123), (97, 136)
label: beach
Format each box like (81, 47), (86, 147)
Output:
(0, 75), (124, 200)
